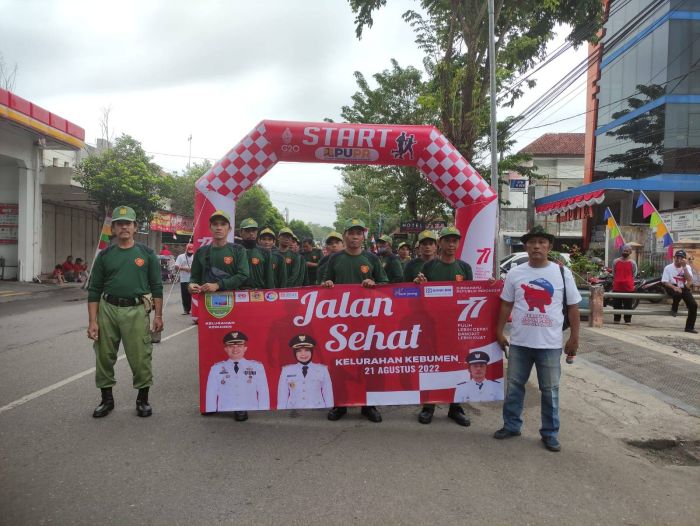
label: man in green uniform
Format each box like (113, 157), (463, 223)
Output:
(258, 227), (288, 288)
(301, 238), (324, 285)
(278, 227), (307, 287)
(403, 230), (438, 282)
(397, 242), (412, 268)
(322, 218), (388, 423)
(239, 218), (275, 289)
(87, 205), (163, 418)
(315, 231), (344, 285)
(376, 234), (404, 283)
(189, 210), (250, 293)
(414, 225), (473, 427)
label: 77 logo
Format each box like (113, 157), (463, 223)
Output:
(476, 248), (491, 265)
(457, 297), (488, 320)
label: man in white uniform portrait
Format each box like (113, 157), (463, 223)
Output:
(277, 334), (334, 409)
(454, 350), (502, 403)
(205, 331), (270, 421)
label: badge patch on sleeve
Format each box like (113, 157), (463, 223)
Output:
(224, 256), (234, 265)
(135, 257), (145, 267)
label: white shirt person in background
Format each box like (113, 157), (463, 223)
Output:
(174, 243), (194, 315)
(277, 334), (333, 409)
(662, 249), (697, 333)
(205, 331), (269, 421)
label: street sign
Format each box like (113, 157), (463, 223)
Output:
(509, 179), (527, 192)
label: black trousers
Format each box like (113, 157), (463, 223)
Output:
(671, 288), (697, 331)
(180, 282), (192, 314)
(612, 297), (634, 323)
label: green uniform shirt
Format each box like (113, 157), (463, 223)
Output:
(316, 254), (331, 285)
(380, 253), (404, 283)
(422, 258), (473, 282)
(190, 243), (250, 290)
(88, 244), (163, 302)
(323, 251), (389, 284)
(270, 249), (288, 288)
(280, 249), (307, 287)
(302, 248), (324, 284)
(403, 257), (430, 283)
(244, 245), (275, 289)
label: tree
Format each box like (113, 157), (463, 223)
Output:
(308, 222), (333, 242)
(288, 219), (314, 242)
(75, 134), (166, 220)
(349, 0), (604, 160)
(0, 52), (18, 91)
(161, 160), (211, 217)
(334, 60), (452, 230)
(234, 185), (286, 233)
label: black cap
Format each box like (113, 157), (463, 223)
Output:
(674, 250), (687, 258)
(223, 331), (248, 344)
(520, 225), (555, 244)
(467, 351), (489, 365)
(289, 334), (316, 349)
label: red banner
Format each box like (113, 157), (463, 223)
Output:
(150, 210), (194, 234)
(197, 281), (504, 413)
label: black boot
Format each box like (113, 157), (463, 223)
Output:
(136, 387), (152, 417)
(93, 388), (114, 418)
(447, 403), (471, 427)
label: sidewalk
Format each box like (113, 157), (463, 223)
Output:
(0, 280), (85, 304)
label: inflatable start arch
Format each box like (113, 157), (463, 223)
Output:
(193, 120), (497, 279)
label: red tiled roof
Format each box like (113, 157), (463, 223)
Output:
(519, 133), (585, 157)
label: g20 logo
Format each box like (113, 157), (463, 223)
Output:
(281, 144), (300, 153)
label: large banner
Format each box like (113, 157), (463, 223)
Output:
(197, 281), (503, 413)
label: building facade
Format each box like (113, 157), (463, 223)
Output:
(535, 0), (700, 259)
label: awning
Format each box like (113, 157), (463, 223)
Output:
(535, 174), (700, 216)
(536, 190), (604, 216)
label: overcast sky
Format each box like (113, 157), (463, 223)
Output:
(1, 0), (587, 226)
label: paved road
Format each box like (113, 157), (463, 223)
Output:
(1, 285), (699, 525)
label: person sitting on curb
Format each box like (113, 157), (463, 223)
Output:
(662, 249), (697, 334)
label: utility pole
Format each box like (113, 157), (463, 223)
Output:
(187, 134), (192, 170)
(488, 0), (500, 275)
(284, 207), (289, 224)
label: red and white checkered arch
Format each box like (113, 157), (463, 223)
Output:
(194, 120), (497, 277)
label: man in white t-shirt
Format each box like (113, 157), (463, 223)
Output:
(174, 243), (194, 315)
(493, 226), (581, 452)
(662, 249), (697, 333)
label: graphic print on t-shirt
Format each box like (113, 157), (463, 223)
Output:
(521, 278), (554, 313)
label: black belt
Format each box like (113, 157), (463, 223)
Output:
(103, 294), (143, 307)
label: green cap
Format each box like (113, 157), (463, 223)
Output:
(417, 230), (438, 242)
(438, 226), (461, 239)
(111, 205), (136, 223)
(209, 210), (231, 224)
(378, 235), (393, 246)
(240, 218), (258, 230)
(343, 218), (366, 232)
(258, 227), (276, 239)
(397, 242), (409, 250)
(325, 231), (343, 243)
(278, 227), (294, 238)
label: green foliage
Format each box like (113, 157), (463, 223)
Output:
(234, 185), (286, 233)
(562, 244), (598, 285)
(308, 223), (333, 242)
(288, 219), (314, 242)
(335, 60), (452, 229)
(160, 160), (211, 217)
(75, 134), (166, 220)
(349, 0), (604, 161)
(638, 261), (657, 278)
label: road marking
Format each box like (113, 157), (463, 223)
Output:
(0, 291), (30, 297)
(0, 324), (196, 415)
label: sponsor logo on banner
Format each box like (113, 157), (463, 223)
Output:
(281, 127), (300, 153)
(265, 291), (279, 302)
(235, 291), (250, 302)
(280, 291), (299, 300)
(393, 287), (420, 298)
(250, 291), (264, 302)
(424, 285), (454, 298)
(314, 147), (379, 162)
(205, 292), (234, 318)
